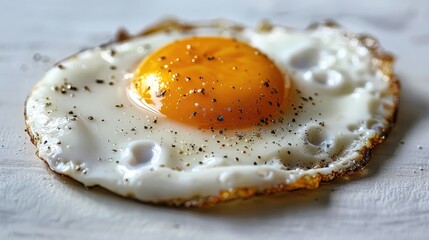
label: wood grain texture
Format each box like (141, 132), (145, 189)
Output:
(1, 0), (428, 239)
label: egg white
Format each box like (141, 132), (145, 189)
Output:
(25, 21), (398, 205)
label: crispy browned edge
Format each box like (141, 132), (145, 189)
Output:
(24, 19), (400, 208)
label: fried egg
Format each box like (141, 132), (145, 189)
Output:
(25, 20), (399, 206)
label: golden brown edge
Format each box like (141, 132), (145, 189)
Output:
(24, 18), (400, 208)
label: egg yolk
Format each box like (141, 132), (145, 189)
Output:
(131, 37), (289, 128)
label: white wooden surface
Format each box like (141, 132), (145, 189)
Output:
(1, 0), (429, 239)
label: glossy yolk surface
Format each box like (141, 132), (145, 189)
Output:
(131, 37), (289, 128)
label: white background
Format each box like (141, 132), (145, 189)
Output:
(1, 0), (429, 239)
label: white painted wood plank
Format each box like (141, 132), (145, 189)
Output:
(1, 0), (428, 239)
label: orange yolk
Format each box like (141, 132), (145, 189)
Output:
(131, 37), (289, 128)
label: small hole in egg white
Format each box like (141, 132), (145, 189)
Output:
(347, 124), (359, 132)
(305, 127), (327, 146)
(365, 118), (381, 131)
(128, 141), (161, 167)
(313, 70), (343, 87)
(290, 47), (320, 70)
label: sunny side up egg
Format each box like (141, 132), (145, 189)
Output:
(25, 20), (399, 206)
